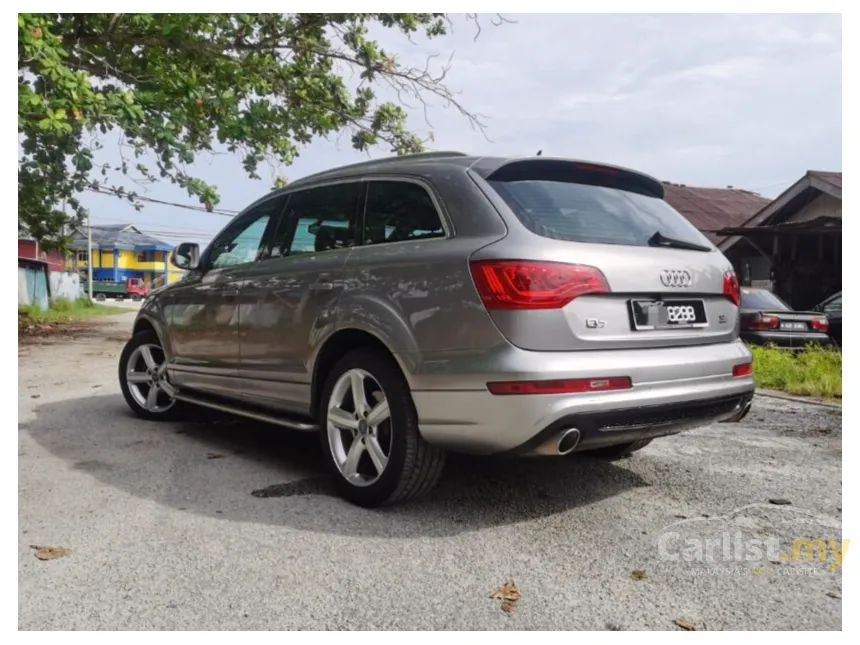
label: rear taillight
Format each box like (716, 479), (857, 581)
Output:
(811, 317), (830, 332)
(742, 314), (780, 330)
(469, 260), (610, 310)
(732, 362), (753, 378)
(487, 376), (632, 395)
(723, 271), (740, 306)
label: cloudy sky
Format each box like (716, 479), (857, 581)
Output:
(82, 13), (842, 247)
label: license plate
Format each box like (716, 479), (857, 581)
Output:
(781, 322), (807, 331)
(629, 299), (708, 330)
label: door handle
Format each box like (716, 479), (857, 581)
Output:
(309, 281), (334, 292)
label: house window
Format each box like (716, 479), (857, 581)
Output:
(77, 250), (89, 263)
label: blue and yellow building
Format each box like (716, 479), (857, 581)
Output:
(70, 224), (184, 287)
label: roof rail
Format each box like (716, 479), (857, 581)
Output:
(290, 150), (468, 186)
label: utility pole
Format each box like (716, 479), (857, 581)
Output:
(87, 214), (93, 301)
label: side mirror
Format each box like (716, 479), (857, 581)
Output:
(170, 242), (200, 270)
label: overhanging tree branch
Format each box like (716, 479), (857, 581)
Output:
(18, 13), (506, 248)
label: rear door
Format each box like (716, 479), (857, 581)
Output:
(470, 159), (739, 351)
(236, 181), (362, 415)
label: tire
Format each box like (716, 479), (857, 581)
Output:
(118, 329), (186, 421)
(318, 348), (446, 507)
(586, 438), (653, 461)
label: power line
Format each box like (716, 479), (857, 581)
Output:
(746, 179), (794, 193)
(85, 185), (240, 216)
(89, 212), (223, 236)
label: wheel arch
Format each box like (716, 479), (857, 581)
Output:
(131, 313), (173, 358)
(310, 327), (412, 420)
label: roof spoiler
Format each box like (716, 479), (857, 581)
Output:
(470, 157), (665, 199)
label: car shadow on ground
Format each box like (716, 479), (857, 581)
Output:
(22, 394), (651, 538)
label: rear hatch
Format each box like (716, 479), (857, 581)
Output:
(468, 158), (740, 351)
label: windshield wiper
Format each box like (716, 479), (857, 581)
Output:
(647, 231), (711, 252)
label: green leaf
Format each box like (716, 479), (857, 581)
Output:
(17, 12), (490, 248)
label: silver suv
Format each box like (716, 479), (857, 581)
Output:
(118, 152), (755, 507)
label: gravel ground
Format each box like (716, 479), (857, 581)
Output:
(18, 312), (842, 630)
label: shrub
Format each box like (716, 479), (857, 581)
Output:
(750, 344), (841, 400)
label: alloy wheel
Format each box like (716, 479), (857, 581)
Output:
(326, 368), (393, 487)
(124, 343), (176, 414)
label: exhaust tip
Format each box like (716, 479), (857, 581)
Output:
(723, 400), (753, 423)
(557, 428), (581, 455)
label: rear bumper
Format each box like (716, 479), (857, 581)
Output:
(405, 339), (755, 455)
(508, 392), (753, 457)
(742, 331), (832, 348)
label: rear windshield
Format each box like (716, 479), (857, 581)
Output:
(740, 288), (791, 311)
(488, 179), (713, 249)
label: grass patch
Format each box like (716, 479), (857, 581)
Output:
(750, 344), (842, 401)
(19, 297), (125, 335)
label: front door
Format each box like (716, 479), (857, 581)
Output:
(165, 195), (285, 397)
(236, 181), (362, 415)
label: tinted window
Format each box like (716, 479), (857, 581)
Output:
(740, 288), (791, 311)
(362, 181), (445, 245)
(488, 179), (712, 248)
(823, 295), (842, 315)
(272, 183), (360, 257)
(208, 196), (284, 269)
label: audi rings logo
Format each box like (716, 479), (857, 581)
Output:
(660, 269), (692, 288)
(667, 305), (697, 323)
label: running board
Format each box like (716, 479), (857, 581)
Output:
(172, 392), (319, 432)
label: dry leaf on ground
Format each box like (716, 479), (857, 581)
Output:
(490, 579), (522, 613)
(674, 617), (697, 631)
(30, 545), (71, 561)
(206, 453), (226, 460)
(630, 569), (648, 580)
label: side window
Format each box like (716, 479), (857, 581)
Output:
(362, 181), (446, 246)
(208, 196), (285, 269)
(823, 296), (841, 315)
(271, 183), (360, 258)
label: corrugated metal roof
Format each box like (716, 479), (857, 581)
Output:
(715, 170), (842, 248)
(662, 183), (772, 244)
(809, 170), (842, 190)
(70, 224), (173, 250)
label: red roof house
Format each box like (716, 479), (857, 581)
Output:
(18, 238), (66, 273)
(662, 182), (772, 245)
